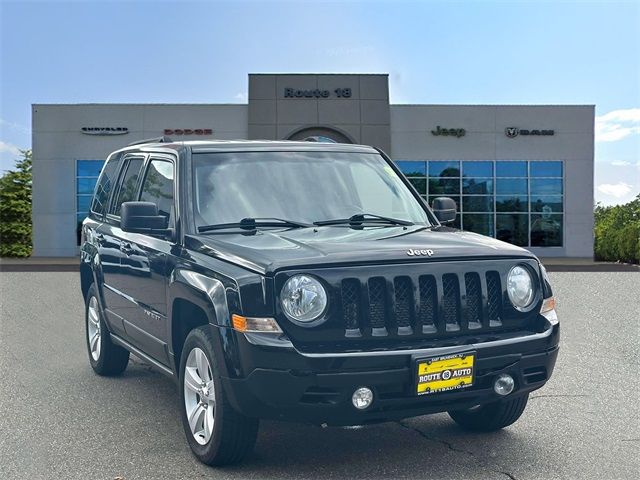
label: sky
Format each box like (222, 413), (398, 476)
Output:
(0, 0), (638, 206)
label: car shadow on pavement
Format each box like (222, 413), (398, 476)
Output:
(113, 358), (541, 479)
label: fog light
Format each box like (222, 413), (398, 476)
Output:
(352, 387), (374, 410)
(494, 374), (515, 396)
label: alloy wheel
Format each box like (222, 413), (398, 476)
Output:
(183, 347), (216, 445)
(87, 296), (101, 361)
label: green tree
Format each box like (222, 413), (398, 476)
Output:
(0, 149), (32, 257)
(594, 194), (640, 264)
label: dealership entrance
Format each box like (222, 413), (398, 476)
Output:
(286, 126), (353, 143)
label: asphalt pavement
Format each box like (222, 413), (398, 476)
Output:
(0, 271), (638, 479)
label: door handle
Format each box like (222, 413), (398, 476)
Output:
(95, 233), (105, 242)
(120, 243), (134, 255)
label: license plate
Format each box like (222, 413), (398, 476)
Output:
(416, 352), (475, 395)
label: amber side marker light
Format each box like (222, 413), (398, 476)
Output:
(540, 297), (558, 325)
(231, 314), (283, 333)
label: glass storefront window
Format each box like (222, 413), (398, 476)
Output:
(531, 195), (563, 212)
(531, 178), (563, 195)
(77, 160), (105, 177)
(407, 177), (426, 195)
(463, 196), (493, 212)
(76, 159), (105, 245)
(395, 160), (564, 248)
(530, 161), (562, 177)
(429, 178), (460, 195)
(497, 214), (529, 246)
(462, 161), (493, 177)
(395, 161), (426, 177)
(463, 178), (493, 194)
(77, 195), (93, 212)
(496, 178), (528, 195)
(531, 214), (563, 246)
(496, 161), (527, 177)
(429, 161), (460, 177)
(496, 195), (528, 212)
(463, 214), (494, 237)
(76, 178), (97, 194)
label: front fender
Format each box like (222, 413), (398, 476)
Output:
(168, 268), (244, 378)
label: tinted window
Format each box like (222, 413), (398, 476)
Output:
(429, 178), (460, 195)
(140, 159), (175, 225)
(463, 178), (493, 194)
(91, 155), (121, 215)
(496, 161), (527, 177)
(112, 158), (144, 216)
(531, 214), (563, 246)
(497, 214), (528, 246)
(462, 161), (493, 177)
(395, 161), (426, 176)
(429, 161), (460, 177)
(77, 160), (105, 177)
(531, 178), (563, 195)
(496, 178), (528, 194)
(530, 161), (562, 177)
(463, 214), (494, 236)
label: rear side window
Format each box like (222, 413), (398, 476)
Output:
(140, 159), (175, 226)
(112, 157), (145, 216)
(91, 154), (121, 215)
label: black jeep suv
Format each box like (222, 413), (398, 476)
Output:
(80, 138), (559, 466)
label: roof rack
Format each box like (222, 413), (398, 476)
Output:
(128, 136), (173, 147)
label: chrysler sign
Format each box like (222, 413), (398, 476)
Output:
(81, 127), (128, 135)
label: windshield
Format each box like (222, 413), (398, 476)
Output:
(191, 151), (432, 228)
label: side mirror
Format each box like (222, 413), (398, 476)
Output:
(431, 197), (457, 224)
(121, 202), (169, 235)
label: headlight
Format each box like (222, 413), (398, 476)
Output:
(280, 275), (328, 323)
(507, 265), (535, 311)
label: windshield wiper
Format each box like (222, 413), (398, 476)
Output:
(314, 213), (415, 227)
(198, 217), (312, 233)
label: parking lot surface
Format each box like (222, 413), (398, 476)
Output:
(0, 271), (638, 479)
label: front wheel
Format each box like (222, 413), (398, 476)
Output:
(179, 326), (258, 466)
(448, 393), (529, 432)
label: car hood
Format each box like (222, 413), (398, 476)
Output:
(185, 226), (537, 275)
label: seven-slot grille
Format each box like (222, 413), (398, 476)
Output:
(338, 270), (505, 338)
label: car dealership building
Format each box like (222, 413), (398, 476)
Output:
(31, 73), (594, 257)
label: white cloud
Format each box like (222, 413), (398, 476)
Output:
(0, 140), (21, 156)
(610, 160), (632, 166)
(234, 92), (248, 103)
(595, 108), (640, 142)
(597, 182), (634, 198)
(0, 118), (30, 135)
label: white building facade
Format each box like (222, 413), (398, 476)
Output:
(32, 73), (594, 257)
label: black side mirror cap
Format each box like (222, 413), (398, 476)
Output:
(120, 201), (170, 234)
(431, 197), (457, 224)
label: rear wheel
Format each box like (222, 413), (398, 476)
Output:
(85, 284), (129, 376)
(448, 394), (529, 431)
(179, 326), (258, 466)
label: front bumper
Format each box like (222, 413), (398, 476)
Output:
(220, 322), (559, 426)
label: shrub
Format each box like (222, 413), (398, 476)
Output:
(594, 194), (640, 264)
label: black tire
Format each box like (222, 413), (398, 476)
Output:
(448, 393), (529, 432)
(85, 284), (129, 376)
(179, 326), (258, 466)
